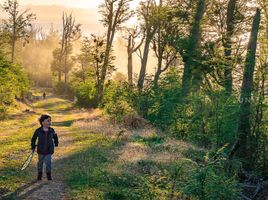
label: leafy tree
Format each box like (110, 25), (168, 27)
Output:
(229, 9), (261, 171)
(0, 57), (29, 118)
(1, 0), (36, 62)
(181, 0), (206, 95)
(151, 3), (178, 88)
(137, 0), (158, 90)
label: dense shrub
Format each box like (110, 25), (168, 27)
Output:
(103, 81), (137, 122)
(71, 79), (97, 107)
(183, 147), (241, 200)
(169, 91), (239, 148)
(147, 67), (182, 128)
(0, 58), (30, 118)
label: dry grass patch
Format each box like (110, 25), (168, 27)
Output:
(117, 142), (149, 163)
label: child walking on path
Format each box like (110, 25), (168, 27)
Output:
(31, 114), (59, 181)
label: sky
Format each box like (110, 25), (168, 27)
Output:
(1, 0), (141, 9)
(0, 0), (143, 36)
(14, 0), (101, 8)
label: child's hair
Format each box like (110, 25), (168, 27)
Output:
(39, 114), (51, 126)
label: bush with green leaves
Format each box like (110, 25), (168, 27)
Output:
(53, 81), (66, 94)
(71, 78), (97, 107)
(165, 89), (239, 148)
(183, 146), (241, 200)
(147, 67), (182, 128)
(136, 67), (239, 148)
(53, 81), (74, 97)
(103, 81), (136, 122)
(0, 58), (30, 118)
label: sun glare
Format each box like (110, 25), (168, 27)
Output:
(71, 1), (101, 9)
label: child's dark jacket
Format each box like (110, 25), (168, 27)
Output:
(31, 127), (59, 155)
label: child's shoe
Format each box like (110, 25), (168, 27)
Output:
(47, 172), (52, 180)
(37, 172), (42, 180)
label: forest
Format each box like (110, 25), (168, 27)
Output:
(0, 0), (267, 199)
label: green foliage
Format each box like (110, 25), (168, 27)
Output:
(103, 81), (136, 122)
(63, 35), (116, 105)
(128, 68), (239, 148)
(71, 78), (97, 107)
(0, 58), (30, 118)
(183, 147), (241, 200)
(53, 81), (72, 96)
(170, 91), (239, 147)
(147, 67), (181, 128)
(99, 67), (239, 149)
(132, 134), (164, 147)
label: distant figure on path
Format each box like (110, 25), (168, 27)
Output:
(31, 114), (59, 181)
(43, 92), (46, 99)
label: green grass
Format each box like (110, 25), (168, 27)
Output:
(61, 143), (192, 199)
(0, 89), (212, 200)
(33, 98), (73, 112)
(131, 134), (165, 147)
(0, 109), (39, 198)
(58, 127), (194, 200)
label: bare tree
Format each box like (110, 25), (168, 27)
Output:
(98, 0), (134, 103)
(60, 12), (81, 93)
(121, 26), (144, 85)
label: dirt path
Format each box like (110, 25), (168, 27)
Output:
(13, 95), (88, 200)
(17, 131), (71, 200)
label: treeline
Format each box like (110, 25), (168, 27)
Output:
(0, 0), (34, 118)
(55, 0), (267, 180)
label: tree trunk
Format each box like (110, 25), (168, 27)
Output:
(127, 53), (133, 85)
(181, 57), (192, 96)
(153, 54), (163, 88)
(234, 9), (261, 170)
(98, 40), (112, 104)
(64, 49), (68, 94)
(153, 0), (163, 88)
(98, 14), (115, 104)
(11, 36), (15, 63)
(97, 81), (104, 105)
(138, 36), (151, 90)
(127, 36), (133, 85)
(181, 0), (206, 96)
(11, 2), (17, 63)
(58, 71), (61, 82)
(223, 0), (236, 96)
(154, 70), (161, 88)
